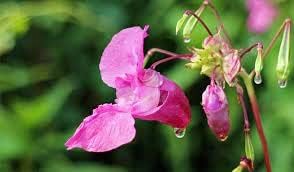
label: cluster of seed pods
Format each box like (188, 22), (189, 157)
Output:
(176, 0), (291, 171)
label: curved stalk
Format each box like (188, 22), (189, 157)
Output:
(239, 70), (272, 172)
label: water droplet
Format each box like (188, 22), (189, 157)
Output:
(174, 128), (186, 138)
(254, 74), (262, 84)
(183, 38), (191, 43)
(278, 80), (287, 88)
(217, 134), (228, 142)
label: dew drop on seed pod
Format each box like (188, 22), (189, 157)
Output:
(174, 128), (186, 138)
(184, 38), (191, 43)
(278, 80), (287, 88)
(254, 74), (262, 84)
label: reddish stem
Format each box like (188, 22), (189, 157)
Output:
(150, 54), (193, 69)
(240, 70), (272, 172)
(184, 10), (213, 36)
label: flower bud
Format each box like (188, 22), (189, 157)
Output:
(245, 132), (255, 162)
(254, 44), (263, 84)
(176, 13), (189, 35)
(202, 80), (230, 141)
(223, 50), (241, 86)
(232, 165), (244, 172)
(203, 33), (232, 55)
(276, 19), (291, 88)
(182, 5), (205, 43)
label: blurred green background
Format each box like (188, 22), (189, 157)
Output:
(0, 0), (293, 171)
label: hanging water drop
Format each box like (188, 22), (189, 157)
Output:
(183, 37), (191, 43)
(254, 74), (262, 84)
(218, 134), (228, 142)
(174, 128), (186, 138)
(219, 137), (228, 142)
(278, 80), (287, 88)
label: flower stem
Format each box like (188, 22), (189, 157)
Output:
(184, 10), (213, 36)
(150, 54), (192, 69)
(239, 70), (272, 172)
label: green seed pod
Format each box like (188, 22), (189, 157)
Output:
(182, 5), (205, 43)
(176, 13), (189, 35)
(245, 132), (255, 162)
(232, 166), (243, 172)
(254, 44), (263, 84)
(276, 20), (291, 88)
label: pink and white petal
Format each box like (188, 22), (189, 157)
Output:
(99, 26), (148, 88)
(223, 50), (241, 85)
(131, 85), (160, 114)
(134, 76), (191, 129)
(138, 69), (163, 88)
(65, 104), (136, 152)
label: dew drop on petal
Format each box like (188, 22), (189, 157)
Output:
(254, 74), (262, 84)
(174, 128), (186, 138)
(278, 80), (287, 88)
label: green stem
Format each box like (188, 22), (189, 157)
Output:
(239, 70), (272, 172)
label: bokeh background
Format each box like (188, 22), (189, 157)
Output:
(0, 0), (293, 171)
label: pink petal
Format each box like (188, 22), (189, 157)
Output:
(99, 26), (148, 88)
(65, 104), (136, 152)
(131, 85), (160, 114)
(138, 69), (163, 87)
(134, 75), (191, 129)
(115, 72), (161, 115)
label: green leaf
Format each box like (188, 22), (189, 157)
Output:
(10, 78), (75, 128)
(42, 161), (127, 172)
(0, 64), (54, 92)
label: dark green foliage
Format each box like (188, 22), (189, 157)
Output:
(0, 0), (293, 172)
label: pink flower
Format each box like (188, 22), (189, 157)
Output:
(65, 26), (191, 152)
(202, 80), (230, 141)
(246, 0), (277, 33)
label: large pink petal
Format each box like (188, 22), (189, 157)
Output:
(99, 26), (148, 88)
(65, 104), (136, 152)
(133, 76), (191, 129)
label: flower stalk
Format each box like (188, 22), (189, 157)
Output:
(239, 69), (272, 172)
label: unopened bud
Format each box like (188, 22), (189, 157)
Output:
(202, 80), (230, 141)
(232, 165), (244, 172)
(276, 20), (291, 88)
(254, 44), (263, 84)
(232, 157), (253, 172)
(245, 132), (255, 162)
(182, 6), (205, 43)
(176, 13), (189, 35)
(223, 50), (241, 86)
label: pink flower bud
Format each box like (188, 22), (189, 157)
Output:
(202, 34), (232, 55)
(223, 50), (241, 86)
(202, 80), (230, 141)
